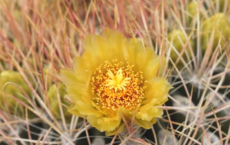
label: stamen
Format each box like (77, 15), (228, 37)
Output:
(91, 60), (145, 111)
(105, 69), (131, 92)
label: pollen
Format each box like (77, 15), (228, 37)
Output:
(105, 69), (131, 92)
(91, 60), (146, 111)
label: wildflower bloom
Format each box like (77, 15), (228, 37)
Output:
(60, 29), (171, 135)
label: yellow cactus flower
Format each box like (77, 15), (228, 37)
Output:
(60, 29), (171, 135)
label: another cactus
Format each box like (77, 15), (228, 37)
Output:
(186, 1), (205, 24)
(47, 83), (72, 122)
(201, 13), (230, 52)
(168, 30), (194, 69)
(0, 71), (33, 118)
(212, 0), (230, 12)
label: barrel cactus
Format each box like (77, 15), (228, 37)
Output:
(167, 29), (194, 70)
(0, 71), (33, 118)
(47, 83), (72, 122)
(201, 13), (230, 52)
(0, 0), (229, 145)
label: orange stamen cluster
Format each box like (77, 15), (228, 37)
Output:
(91, 60), (145, 111)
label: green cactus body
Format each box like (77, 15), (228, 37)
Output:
(168, 30), (194, 69)
(42, 66), (58, 89)
(201, 13), (230, 52)
(187, 1), (199, 23)
(0, 71), (33, 118)
(0, 60), (4, 68)
(212, 0), (230, 12)
(186, 1), (204, 24)
(47, 84), (72, 122)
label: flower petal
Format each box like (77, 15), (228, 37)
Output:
(87, 115), (121, 132)
(135, 46), (157, 71)
(66, 85), (93, 103)
(60, 69), (79, 85)
(135, 118), (156, 129)
(136, 106), (163, 121)
(68, 105), (85, 117)
(143, 77), (171, 105)
(72, 101), (102, 117)
(143, 58), (161, 80)
(83, 30), (127, 63)
(105, 123), (125, 136)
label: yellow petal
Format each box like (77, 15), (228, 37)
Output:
(136, 106), (163, 121)
(135, 118), (156, 129)
(73, 101), (102, 117)
(83, 30), (126, 62)
(135, 47), (157, 71)
(143, 77), (171, 105)
(60, 69), (80, 85)
(105, 123), (125, 136)
(66, 85), (93, 103)
(61, 67), (94, 103)
(68, 105), (85, 118)
(143, 58), (162, 80)
(87, 115), (121, 132)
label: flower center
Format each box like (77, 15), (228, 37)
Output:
(91, 60), (146, 111)
(105, 69), (131, 92)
